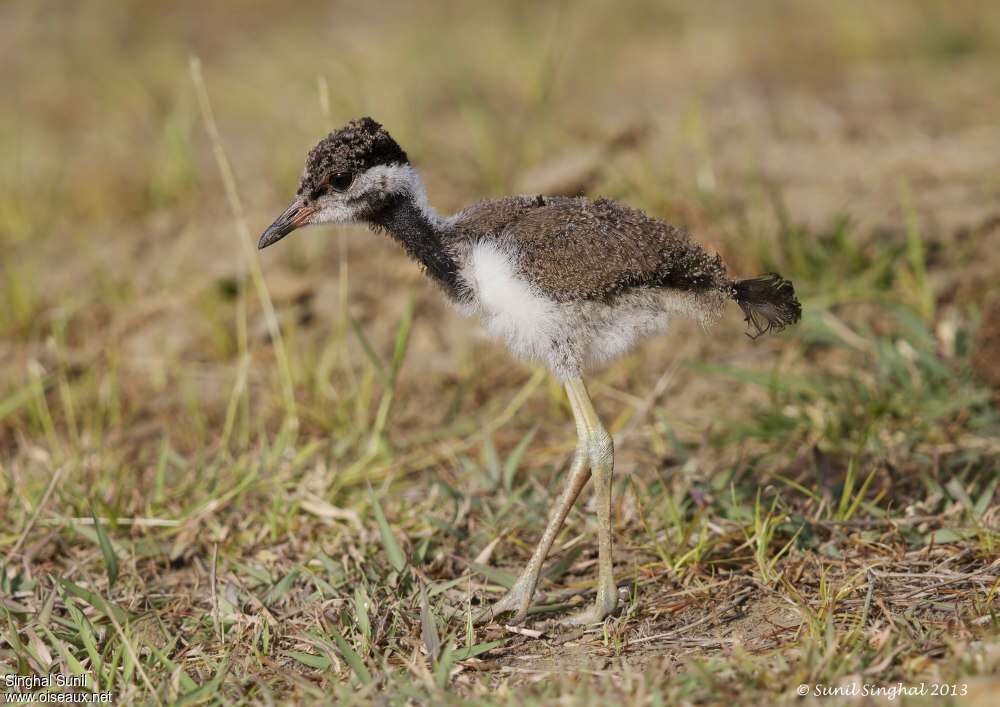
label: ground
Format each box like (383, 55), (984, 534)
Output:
(1, 1), (999, 705)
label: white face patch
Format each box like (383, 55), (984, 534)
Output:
(310, 198), (358, 224)
(309, 163), (444, 227)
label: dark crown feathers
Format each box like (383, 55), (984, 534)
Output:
(298, 117), (409, 195)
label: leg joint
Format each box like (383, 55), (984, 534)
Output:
(588, 428), (614, 469)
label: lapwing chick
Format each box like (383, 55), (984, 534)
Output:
(260, 117), (802, 625)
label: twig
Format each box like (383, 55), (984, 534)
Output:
(893, 560), (1000, 600)
(625, 613), (719, 646)
(861, 569), (876, 627)
(38, 517), (181, 528)
(210, 543), (223, 643)
(627, 588), (752, 646)
(505, 624), (544, 638)
(810, 515), (958, 529)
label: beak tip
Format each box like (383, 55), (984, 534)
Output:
(257, 198), (315, 250)
(257, 227), (286, 250)
(259, 198), (312, 251)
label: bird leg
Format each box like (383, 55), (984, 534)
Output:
(475, 378), (619, 626)
(558, 378), (619, 626)
(474, 381), (592, 625)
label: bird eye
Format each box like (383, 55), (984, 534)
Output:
(328, 171), (354, 192)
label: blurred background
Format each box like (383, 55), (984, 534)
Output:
(1, 0), (999, 702)
(3, 1), (999, 427)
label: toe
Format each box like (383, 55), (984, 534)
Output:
(557, 595), (619, 626)
(508, 608), (529, 625)
(474, 600), (512, 625)
(558, 609), (603, 626)
(473, 583), (537, 626)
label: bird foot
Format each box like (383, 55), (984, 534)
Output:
(473, 577), (537, 626)
(556, 585), (619, 626)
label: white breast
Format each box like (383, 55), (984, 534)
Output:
(464, 241), (563, 365)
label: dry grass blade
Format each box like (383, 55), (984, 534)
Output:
(188, 56), (297, 424)
(5, 464), (67, 563)
(420, 582), (442, 660)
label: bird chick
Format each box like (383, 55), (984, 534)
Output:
(260, 117), (801, 625)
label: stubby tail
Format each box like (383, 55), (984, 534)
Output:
(731, 273), (802, 339)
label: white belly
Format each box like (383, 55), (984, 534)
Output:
(459, 240), (683, 379)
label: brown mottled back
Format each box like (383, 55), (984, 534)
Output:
(453, 196), (731, 302)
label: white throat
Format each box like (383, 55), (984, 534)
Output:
(359, 163), (447, 228)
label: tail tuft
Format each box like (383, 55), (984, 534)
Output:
(731, 273), (802, 339)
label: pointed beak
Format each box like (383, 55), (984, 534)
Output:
(258, 197), (316, 250)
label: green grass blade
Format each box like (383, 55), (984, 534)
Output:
(283, 650), (330, 669)
(90, 502), (120, 589)
(540, 546), (583, 582)
(65, 602), (102, 681)
(502, 425), (537, 492)
(175, 658), (229, 706)
(482, 433), (501, 483)
(453, 638), (505, 661)
(0, 381), (46, 424)
(388, 295), (414, 383)
(434, 641), (454, 689)
(146, 641), (197, 692)
(348, 312), (388, 384)
(54, 576), (130, 625)
(427, 575), (470, 598)
(38, 624), (87, 677)
(328, 625), (372, 685)
(465, 561), (515, 589)
(353, 585), (371, 644)
(974, 475), (1000, 520)
(842, 467), (877, 521)
(368, 486), (406, 573)
(263, 568), (300, 606)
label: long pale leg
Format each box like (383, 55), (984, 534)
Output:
(475, 378), (619, 625)
(559, 378), (618, 625)
(474, 381), (593, 625)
